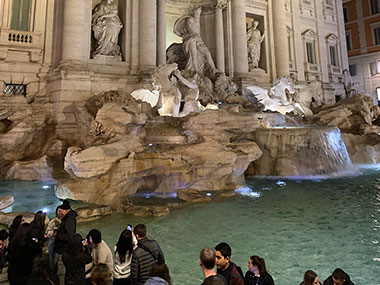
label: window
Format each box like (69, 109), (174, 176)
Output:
(343, 7), (349, 22)
(306, 42), (314, 64)
(370, 61), (380, 75)
(10, 0), (31, 31)
(374, 27), (380, 45)
(329, 46), (338, 66)
(346, 33), (352, 51)
(3, 83), (27, 95)
(349, 64), (356, 76)
(370, 0), (380, 15)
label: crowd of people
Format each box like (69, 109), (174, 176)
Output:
(0, 200), (355, 285)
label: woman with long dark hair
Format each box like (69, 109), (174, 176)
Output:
(62, 233), (92, 285)
(144, 261), (171, 285)
(300, 270), (321, 285)
(113, 225), (136, 285)
(30, 211), (47, 253)
(8, 215), (23, 241)
(244, 255), (274, 285)
(7, 223), (40, 285)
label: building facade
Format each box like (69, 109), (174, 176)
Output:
(344, 0), (380, 102)
(0, 0), (349, 137)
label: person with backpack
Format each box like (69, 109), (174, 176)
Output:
(130, 224), (164, 285)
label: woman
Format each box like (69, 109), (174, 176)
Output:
(300, 270), (321, 285)
(8, 215), (23, 241)
(92, 0), (123, 58)
(30, 211), (47, 253)
(7, 223), (40, 285)
(63, 233), (92, 285)
(244, 255), (274, 285)
(144, 261), (171, 285)
(113, 225), (137, 284)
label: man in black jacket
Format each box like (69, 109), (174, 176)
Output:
(130, 224), (165, 285)
(54, 200), (78, 255)
(323, 268), (354, 285)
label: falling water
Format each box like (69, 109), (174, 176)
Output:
(253, 126), (355, 176)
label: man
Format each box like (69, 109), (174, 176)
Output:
(85, 229), (113, 281)
(54, 199), (77, 254)
(200, 247), (227, 285)
(130, 224), (165, 285)
(323, 268), (354, 285)
(215, 242), (244, 285)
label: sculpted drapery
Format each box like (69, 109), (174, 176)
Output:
(92, 0), (123, 59)
(247, 20), (265, 70)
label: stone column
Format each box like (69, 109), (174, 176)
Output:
(231, 0), (248, 74)
(139, 0), (157, 67)
(61, 0), (91, 61)
(272, 0), (289, 77)
(157, 0), (166, 66)
(215, 0), (227, 72)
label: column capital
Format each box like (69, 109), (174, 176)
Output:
(215, 0), (228, 10)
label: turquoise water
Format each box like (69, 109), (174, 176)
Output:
(1, 167), (380, 284)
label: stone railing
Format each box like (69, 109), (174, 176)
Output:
(0, 28), (42, 49)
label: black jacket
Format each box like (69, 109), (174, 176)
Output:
(63, 249), (92, 285)
(54, 210), (77, 254)
(130, 237), (165, 285)
(323, 274), (354, 285)
(245, 271), (275, 285)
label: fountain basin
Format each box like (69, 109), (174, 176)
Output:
(252, 126), (354, 176)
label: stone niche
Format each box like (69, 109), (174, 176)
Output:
(246, 14), (266, 72)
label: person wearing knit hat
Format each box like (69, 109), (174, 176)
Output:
(54, 200), (78, 255)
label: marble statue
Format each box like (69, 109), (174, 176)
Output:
(173, 7), (219, 75)
(92, 0), (123, 60)
(246, 77), (306, 115)
(343, 69), (355, 98)
(131, 63), (200, 117)
(294, 80), (323, 115)
(247, 20), (265, 70)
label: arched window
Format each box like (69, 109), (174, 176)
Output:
(10, 0), (32, 31)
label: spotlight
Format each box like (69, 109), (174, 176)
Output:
(42, 208), (49, 213)
(276, 181), (286, 187)
(206, 192), (212, 197)
(144, 194), (151, 199)
(42, 185), (49, 189)
(148, 143), (153, 147)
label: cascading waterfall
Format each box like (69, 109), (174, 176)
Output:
(253, 126), (355, 176)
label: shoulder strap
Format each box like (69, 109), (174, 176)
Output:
(138, 243), (157, 261)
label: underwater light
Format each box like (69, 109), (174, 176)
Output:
(42, 185), (49, 189)
(144, 194), (151, 199)
(148, 143), (153, 147)
(206, 192), (212, 197)
(276, 181), (286, 187)
(42, 208), (49, 213)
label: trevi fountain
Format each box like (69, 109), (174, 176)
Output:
(0, 0), (379, 284)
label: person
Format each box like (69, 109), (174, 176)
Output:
(45, 205), (63, 273)
(173, 7), (219, 75)
(200, 247), (227, 285)
(300, 270), (321, 285)
(247, 20), (265, 70)
(30, 210), (47, 253)
(54, 199), (78, 254)
(143, 261), (171, 285)
(28, 255), (59, 285)
(7, 223), (40, 284)
(130, 224), (165, 285)
(244, 255), (274, 285)
(62, 233), (92, 285)
(92, 0), (123, 58)
(86, 229), (113, 281)
(0, 229), (9, 273)
(113, 225), (137, 284)
(8, 215), (23, 241)
(214, 243), (244, 285)
(323, 268), (354, 285)
(92, 263), (113, 285)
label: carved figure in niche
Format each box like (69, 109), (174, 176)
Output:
(131, 63), (200, 117)
(343, 69), (355, 98)
(174, 7), (219, 76)
(247, 20), (265, 70)
(92, 0), (123, 60)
